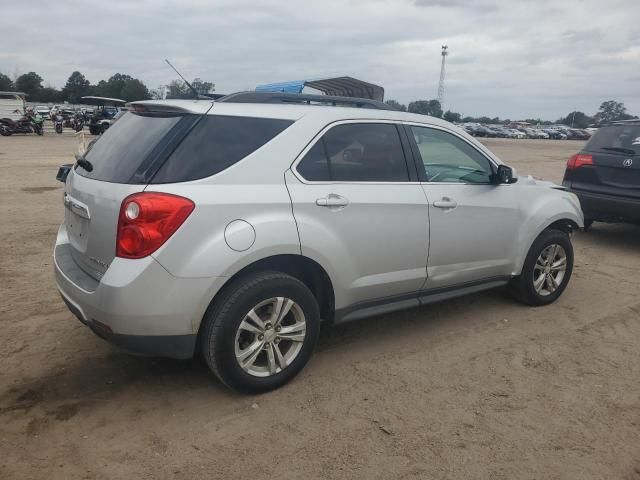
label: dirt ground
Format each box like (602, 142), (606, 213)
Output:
(1, 133), (639, 480)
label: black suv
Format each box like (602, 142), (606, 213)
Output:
(562, 120), (640, 228)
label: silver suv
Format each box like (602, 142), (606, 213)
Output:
(54, 93), (583, 392)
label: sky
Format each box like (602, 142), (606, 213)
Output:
(1, 0), (639, 120)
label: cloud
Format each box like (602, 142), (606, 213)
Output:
(0, 0), (638, 119)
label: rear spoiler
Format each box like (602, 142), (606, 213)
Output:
(127, 101), (214, 115)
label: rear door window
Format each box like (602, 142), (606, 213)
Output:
(296, 123), (410, 182)
(585, 124), (640, 156)
(151, 115), (293, 183)
(76, 112), (185, 183)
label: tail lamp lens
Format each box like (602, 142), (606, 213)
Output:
(567, 153), (593, 170)
(116, 192), (195, 259)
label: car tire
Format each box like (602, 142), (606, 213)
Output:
(200, 271), (320, 393)
(509, 229), (574, 306)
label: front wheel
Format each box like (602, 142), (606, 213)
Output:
(509, 229), (574, 306)
(201, 271), (320, 393)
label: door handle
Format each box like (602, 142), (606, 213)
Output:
(316, 194), (349, 208)
(433, 197), (457, 209)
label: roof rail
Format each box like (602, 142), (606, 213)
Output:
(218, 91), (391, 110)
(607, 118), (640, 125)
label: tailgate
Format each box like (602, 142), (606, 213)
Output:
(64, 171), (144, 280)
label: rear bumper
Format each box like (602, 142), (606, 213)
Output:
(567, 188), (640, 223)
(59, 292), (197, 358)
(53, 226), (218, 359)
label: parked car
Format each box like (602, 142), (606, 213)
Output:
(34, 105), (51, 117)
(567, 129), (591, 140)
(562, 119), (640, 228)
(545, 129), (567, 140)
(54, 93), (583, 392)
(507, 129), (526, 139)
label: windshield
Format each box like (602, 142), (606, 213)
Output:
(586, 124), (640, 156)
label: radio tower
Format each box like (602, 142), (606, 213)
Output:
(437, 45), (448, 108)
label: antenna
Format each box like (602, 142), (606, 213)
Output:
(437, 45), (448, 109)
(165, 59), (212, 99)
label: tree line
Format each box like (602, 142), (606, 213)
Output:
(1, 69), (634, 125)
(385, 98), (638, 127)
(0, 70), (215, 104)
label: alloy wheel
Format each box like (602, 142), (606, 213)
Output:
(533, 244), (567, 296)
(234, 297), (307, 377)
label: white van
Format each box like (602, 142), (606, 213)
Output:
(0, 92), (26, 121)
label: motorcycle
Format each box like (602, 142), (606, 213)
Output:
(54, 113), (64, 134)
(0, 110), (44, 136)
(69, 113), (84, 132)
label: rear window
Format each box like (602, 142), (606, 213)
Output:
(151, 115), (293, 183)
(76, 112), (186, 183)
(585, 124), (640, 156)
(76, 113), (292, 184)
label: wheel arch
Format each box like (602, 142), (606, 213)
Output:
(196, 254), (335, 340)
(513, 214), (581, 276)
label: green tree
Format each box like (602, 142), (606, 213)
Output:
(103, 73), (133, 98)
(192, 78), (215, 95)
(120, 78), (151, 101)
(408, 99), (443, 117)
(594, 100), (635, 124)
(384, 99), (406, 111)
(166, 80), (191, 99)
(0, 72), (14, 91)
(35, 87), (62, 103)
(62, 71), (90, 103)
(443, 110), (461, 123)
(557, 111), (593, 129)
(15, 72), (43, 97)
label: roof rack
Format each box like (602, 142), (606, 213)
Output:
(218, 91), (391, 110)
(607, 118), (640, 125)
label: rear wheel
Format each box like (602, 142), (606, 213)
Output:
(510, 229), (574, 306)
(201, 271), (320, 393)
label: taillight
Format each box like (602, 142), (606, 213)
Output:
(566, 153), (593, 170)
(116, 192), (195, 259)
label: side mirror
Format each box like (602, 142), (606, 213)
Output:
(56, 164), (73, 183)
(496, 165), (517, 184)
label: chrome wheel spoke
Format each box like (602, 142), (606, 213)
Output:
(266, 343), (277, 375)
(534, 273), (546, 292)
(545, 274), (556, 293)
(246, 308), (265, 329)
(277, 322), (306, 342)
(271, 297), (294, 326)
(239, 319), (263, 335)
(238, 340), (264, 368)
(272, 343), (287, 369)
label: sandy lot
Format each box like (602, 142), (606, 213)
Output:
(1, 133), (639, 479)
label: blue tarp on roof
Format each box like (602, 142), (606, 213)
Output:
(255, 76), (384, 101)
(255, 80), (306, 94)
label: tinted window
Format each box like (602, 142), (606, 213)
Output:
(296, 141), (331, 181)
(76, 112), (184, 183)
(585, 124), (640, 156)
(296, 123), (409, 182)
(410, 126), (493, 184)
(152, 115), (293, 183)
